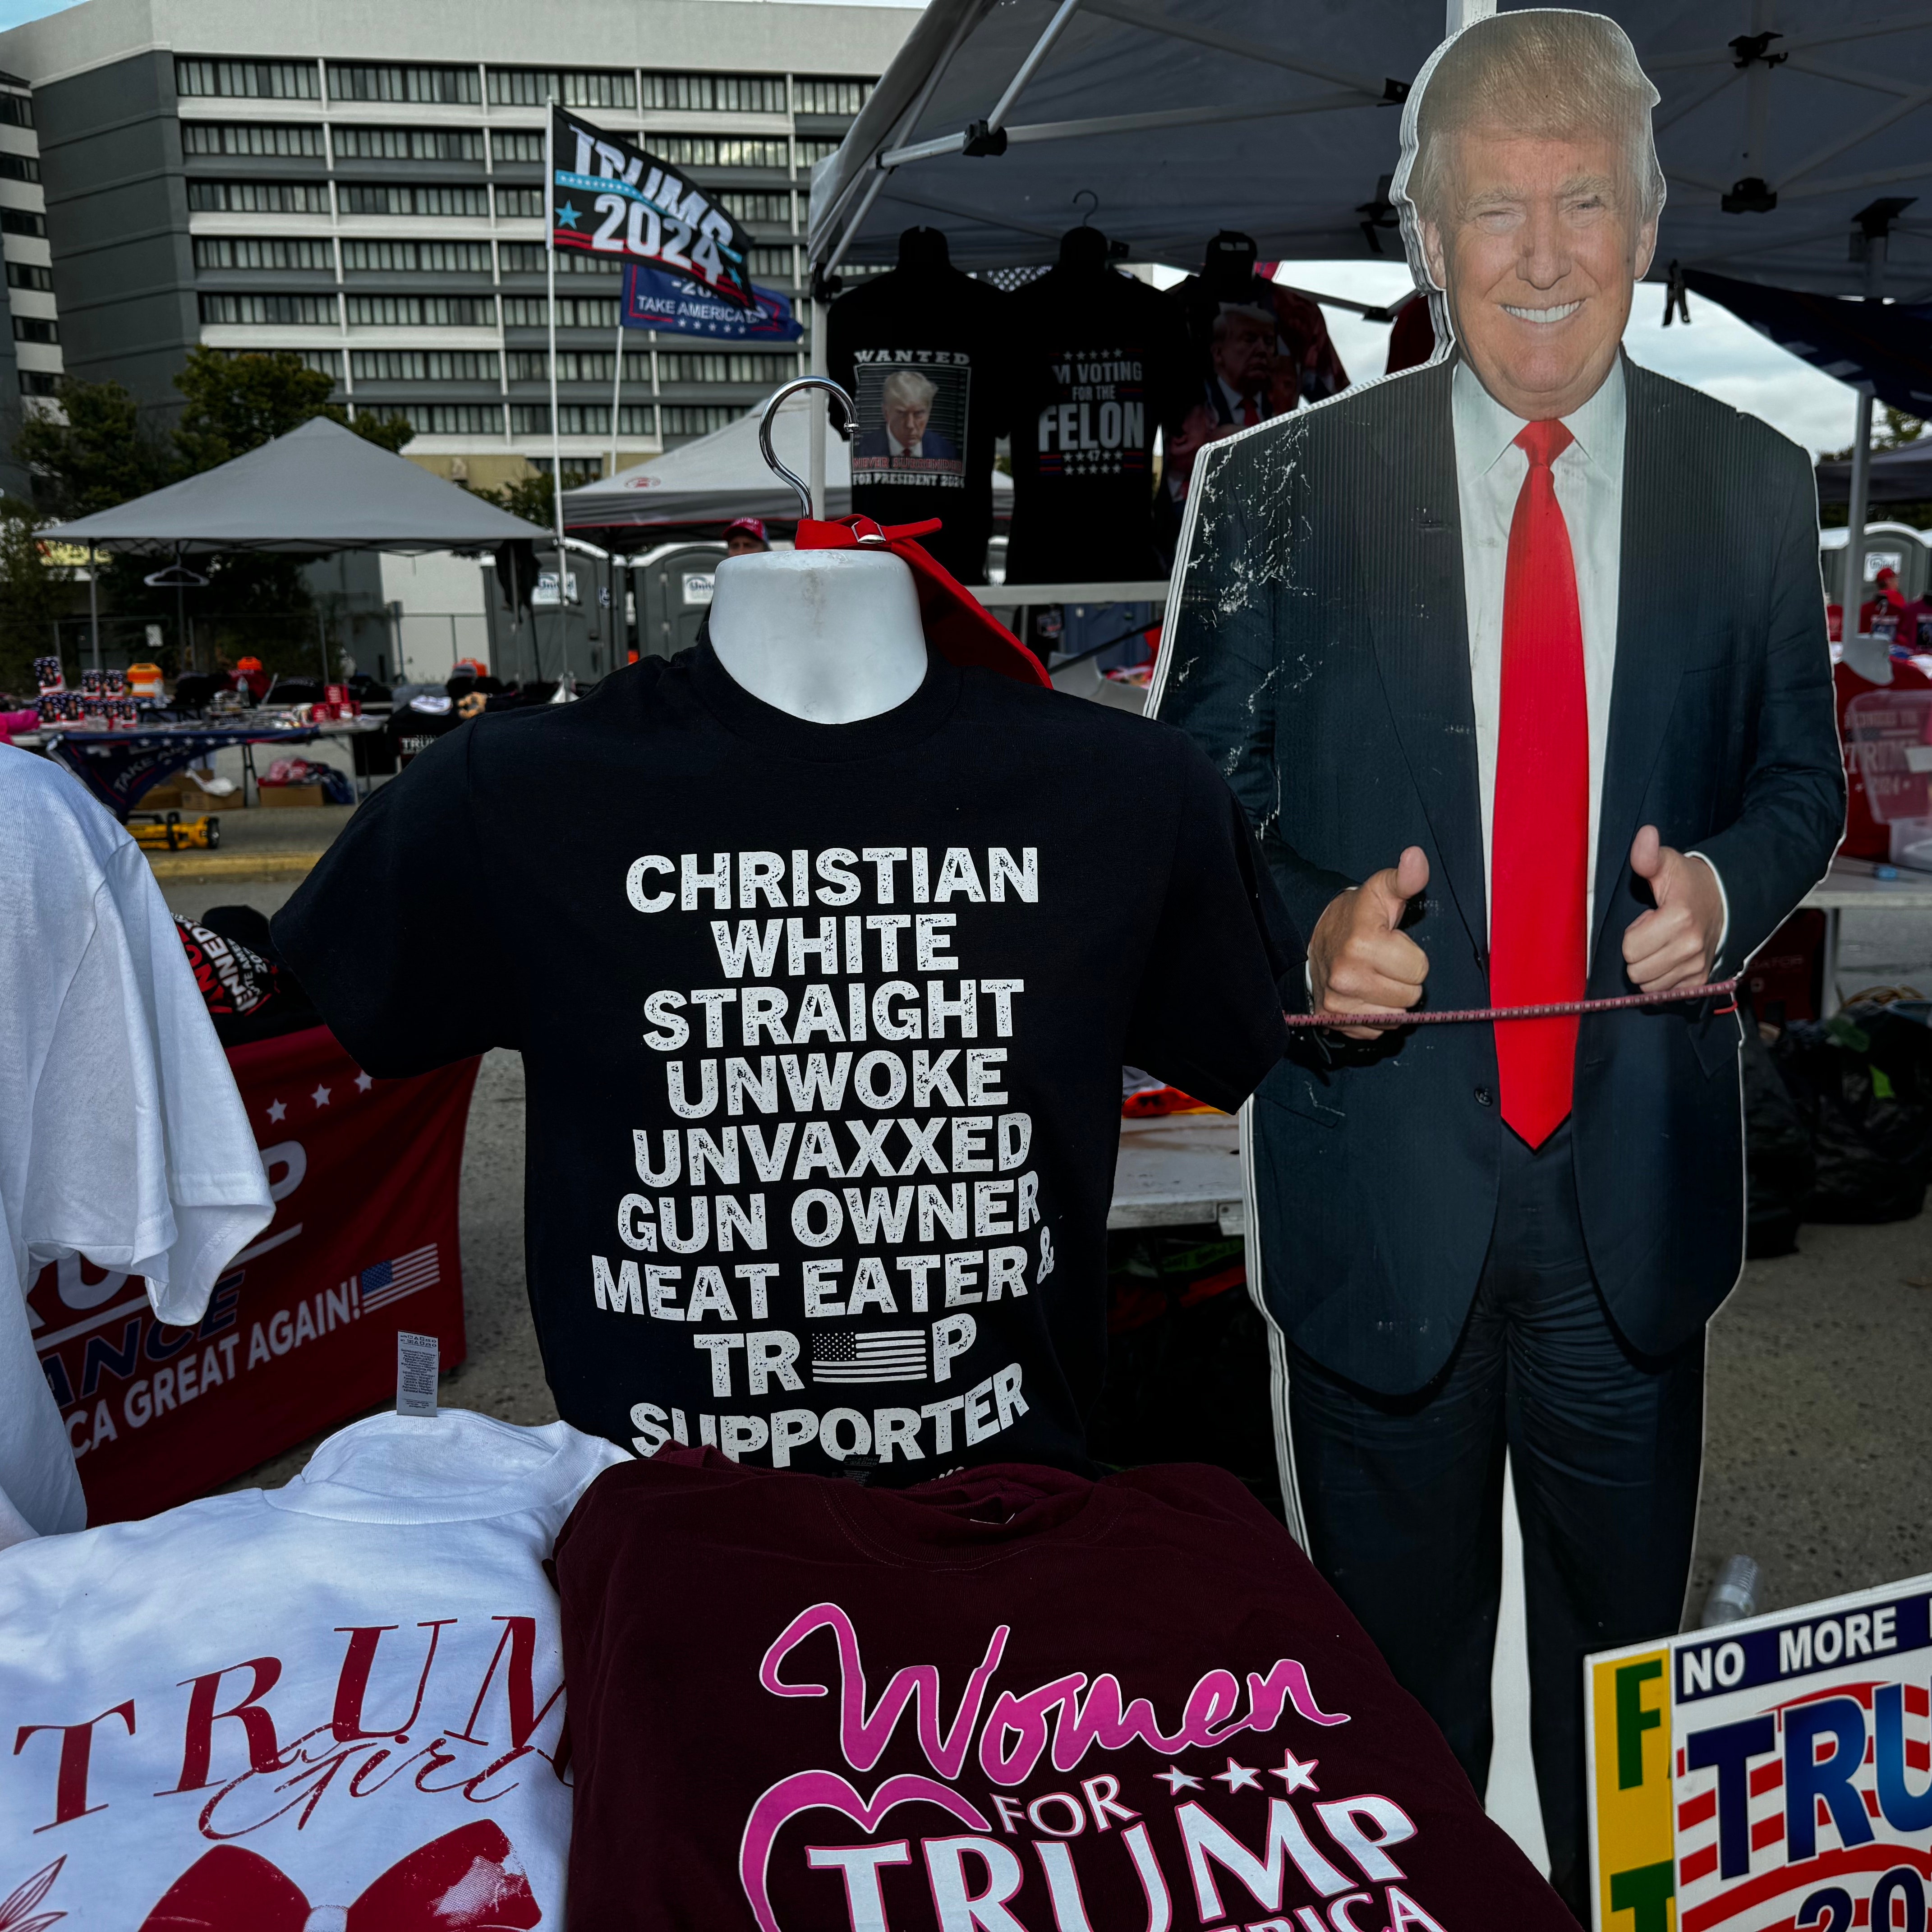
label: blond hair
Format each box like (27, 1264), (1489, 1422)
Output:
(1403, 9), (1663, 229)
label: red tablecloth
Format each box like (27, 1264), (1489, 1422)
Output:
(28, 1025), (478, 1524)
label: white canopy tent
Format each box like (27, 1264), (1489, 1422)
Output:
(561, 389), (1013, 535)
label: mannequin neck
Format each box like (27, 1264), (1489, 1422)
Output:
(707, 548), (928, 724)
(1842, 628), (1894, 684)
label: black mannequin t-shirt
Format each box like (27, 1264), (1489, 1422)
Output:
(1004, 247), (1195, 584)
(274, 644), (1296, 1479)
(827, 235), (1009, 584)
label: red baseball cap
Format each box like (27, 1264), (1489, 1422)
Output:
(725, 517), (768, 543)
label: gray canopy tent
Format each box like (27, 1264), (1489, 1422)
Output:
(45, 415), (549, 681)
(802, 0), (1932, 603)
(46, 416), (547, 556)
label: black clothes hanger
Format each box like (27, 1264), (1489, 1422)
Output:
(1201, 229), (1261, 299)
(897, 226), (951, 271)
(1057, 224), (1111, 271)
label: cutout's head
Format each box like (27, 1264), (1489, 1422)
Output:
(1397, 9), (1663, 419)
(880, 370), (938, 449)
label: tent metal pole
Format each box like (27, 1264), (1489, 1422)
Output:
(986, 0), (1083, 135)
(87, 545), (100, 672)
(1845, 385), (1874, 633)
(1446, 0), (1496, 30)
(315, 605), (329, 685)
(609, 311), (625, 479)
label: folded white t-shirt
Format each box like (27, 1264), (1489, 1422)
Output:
(0, 1408), (627, 1924)
(1, 748), (274, 1539)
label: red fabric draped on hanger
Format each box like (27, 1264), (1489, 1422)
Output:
(794, 515), (1052, 688)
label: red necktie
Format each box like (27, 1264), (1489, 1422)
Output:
(1241, 397), (1260, 427)
(1490, 418), (1587, 1150)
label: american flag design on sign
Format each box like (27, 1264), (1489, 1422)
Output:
(354, 1243), (441, 1314)
(810, 1329), (927, 1385)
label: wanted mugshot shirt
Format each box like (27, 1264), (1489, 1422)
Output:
(275, 645), (1293, 1477)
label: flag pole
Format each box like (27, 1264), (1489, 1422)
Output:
(544, 101), (566, 598)
(609, 302), (624, 479)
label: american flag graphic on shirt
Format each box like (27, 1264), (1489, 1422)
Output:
(355, 1243), (441, 1314)
(810, 1329), (927, 1385)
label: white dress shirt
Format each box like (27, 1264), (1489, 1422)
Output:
(1450, 357), (1725, 960)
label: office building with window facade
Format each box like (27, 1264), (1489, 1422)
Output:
(0, 0), (911, 490)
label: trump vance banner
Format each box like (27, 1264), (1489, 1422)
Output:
(1587, 1574), (1932, 1931)
(549, 106), (753, 310)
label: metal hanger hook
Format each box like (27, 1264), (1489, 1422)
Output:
(1072, 189), (1099, 221)
(758, 377), (856, 521)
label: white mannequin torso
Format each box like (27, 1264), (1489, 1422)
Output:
(1841, 629), (1895, 685)
(708, 549), (927, 723)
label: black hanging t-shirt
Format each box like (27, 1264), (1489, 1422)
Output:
(826, 266), (1009, 584)
(273, 643), (1295, 1480)
(1004, 264), (1196, 584)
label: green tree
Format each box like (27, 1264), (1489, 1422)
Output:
(171, 348), (413, 470)
(14, 379), (173, 520)
(0, 495), (65, 694)
(478, 473), (563, 526)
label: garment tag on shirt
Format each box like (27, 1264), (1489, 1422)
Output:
(395, 1330), (439, 1417)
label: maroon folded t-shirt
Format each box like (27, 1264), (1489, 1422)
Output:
(554, 1452), (1569, 1931)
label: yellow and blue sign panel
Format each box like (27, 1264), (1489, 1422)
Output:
(1588, 1575), (1932, 1931)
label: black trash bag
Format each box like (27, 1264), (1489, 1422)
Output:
(1771, 1003), (1932, 1224)
(1743, 1019), (1815, 1257)
(1085, 1228), (1284, 1520)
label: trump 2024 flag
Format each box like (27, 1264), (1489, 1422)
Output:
(549, 106), (754, 311)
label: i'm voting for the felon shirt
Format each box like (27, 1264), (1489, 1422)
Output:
(273, 644), (1292, 1480)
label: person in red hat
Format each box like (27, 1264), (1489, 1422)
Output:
(722, 517), (768, 557)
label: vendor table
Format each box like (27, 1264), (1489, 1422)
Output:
(36, 716), (383, 818)
(1801, 860), (1932, 1010)
(1109, 1112), (1242, 1233)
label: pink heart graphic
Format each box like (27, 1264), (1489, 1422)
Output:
(738, 1771), (991, 1932)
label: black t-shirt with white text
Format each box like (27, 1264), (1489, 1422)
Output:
(1004, 265), (1196, 584)
(275, 645), (1293, 1479)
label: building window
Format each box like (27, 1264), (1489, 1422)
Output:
(352, 349), (499, 381)
(330, 125), (486, 163)
(646, 135), (789, 172)
(506, 350), (653, 382)
(501, 296), (618, 330)
(193, 236), (334, 271)
(487, 69), (637, 109)
(618, 403), (657, 437)
(0, 210), (46, 238)
(341, 239), (492, 273)
(718, 190), (792, 229)
(327, 64), (480, 105)
(490, 130), (543, 165)
(199, 292), (338, 325)
(0, 154), (39, 184)
(345, 294), (494, 327)
(18, 368), (58, 395)
(175, 58), (319, 101)
(494, 242), (617, 276)
(186, 179), (331, 214)
(340, 183), (489, 218)
(11, 314), (56, 344)
(658, 350), (792, 386)
(793, 138), (843, 169)
(639, 72), (787, 115)
(492, 186), (544, 220)
(383, 402), (504, 435)
(747, 246), (793, 282)
(0, 93), (32, 129)
(6, 261), (53, 291)
(661, 404), (743, 437)
(792, 78), (874, 117)
(181, 122), (325, 158)
(508, 403), (548, 434)
(208, 345), (340, 377)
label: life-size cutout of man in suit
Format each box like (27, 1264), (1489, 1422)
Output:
(1153, 12), (1843, 1915)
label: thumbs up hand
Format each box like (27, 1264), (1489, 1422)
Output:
(1309, 846), (1432, 1038)
(1621, 825), (1725, 994)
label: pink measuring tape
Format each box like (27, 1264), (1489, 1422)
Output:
(1285, 979), (1740, 1029)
